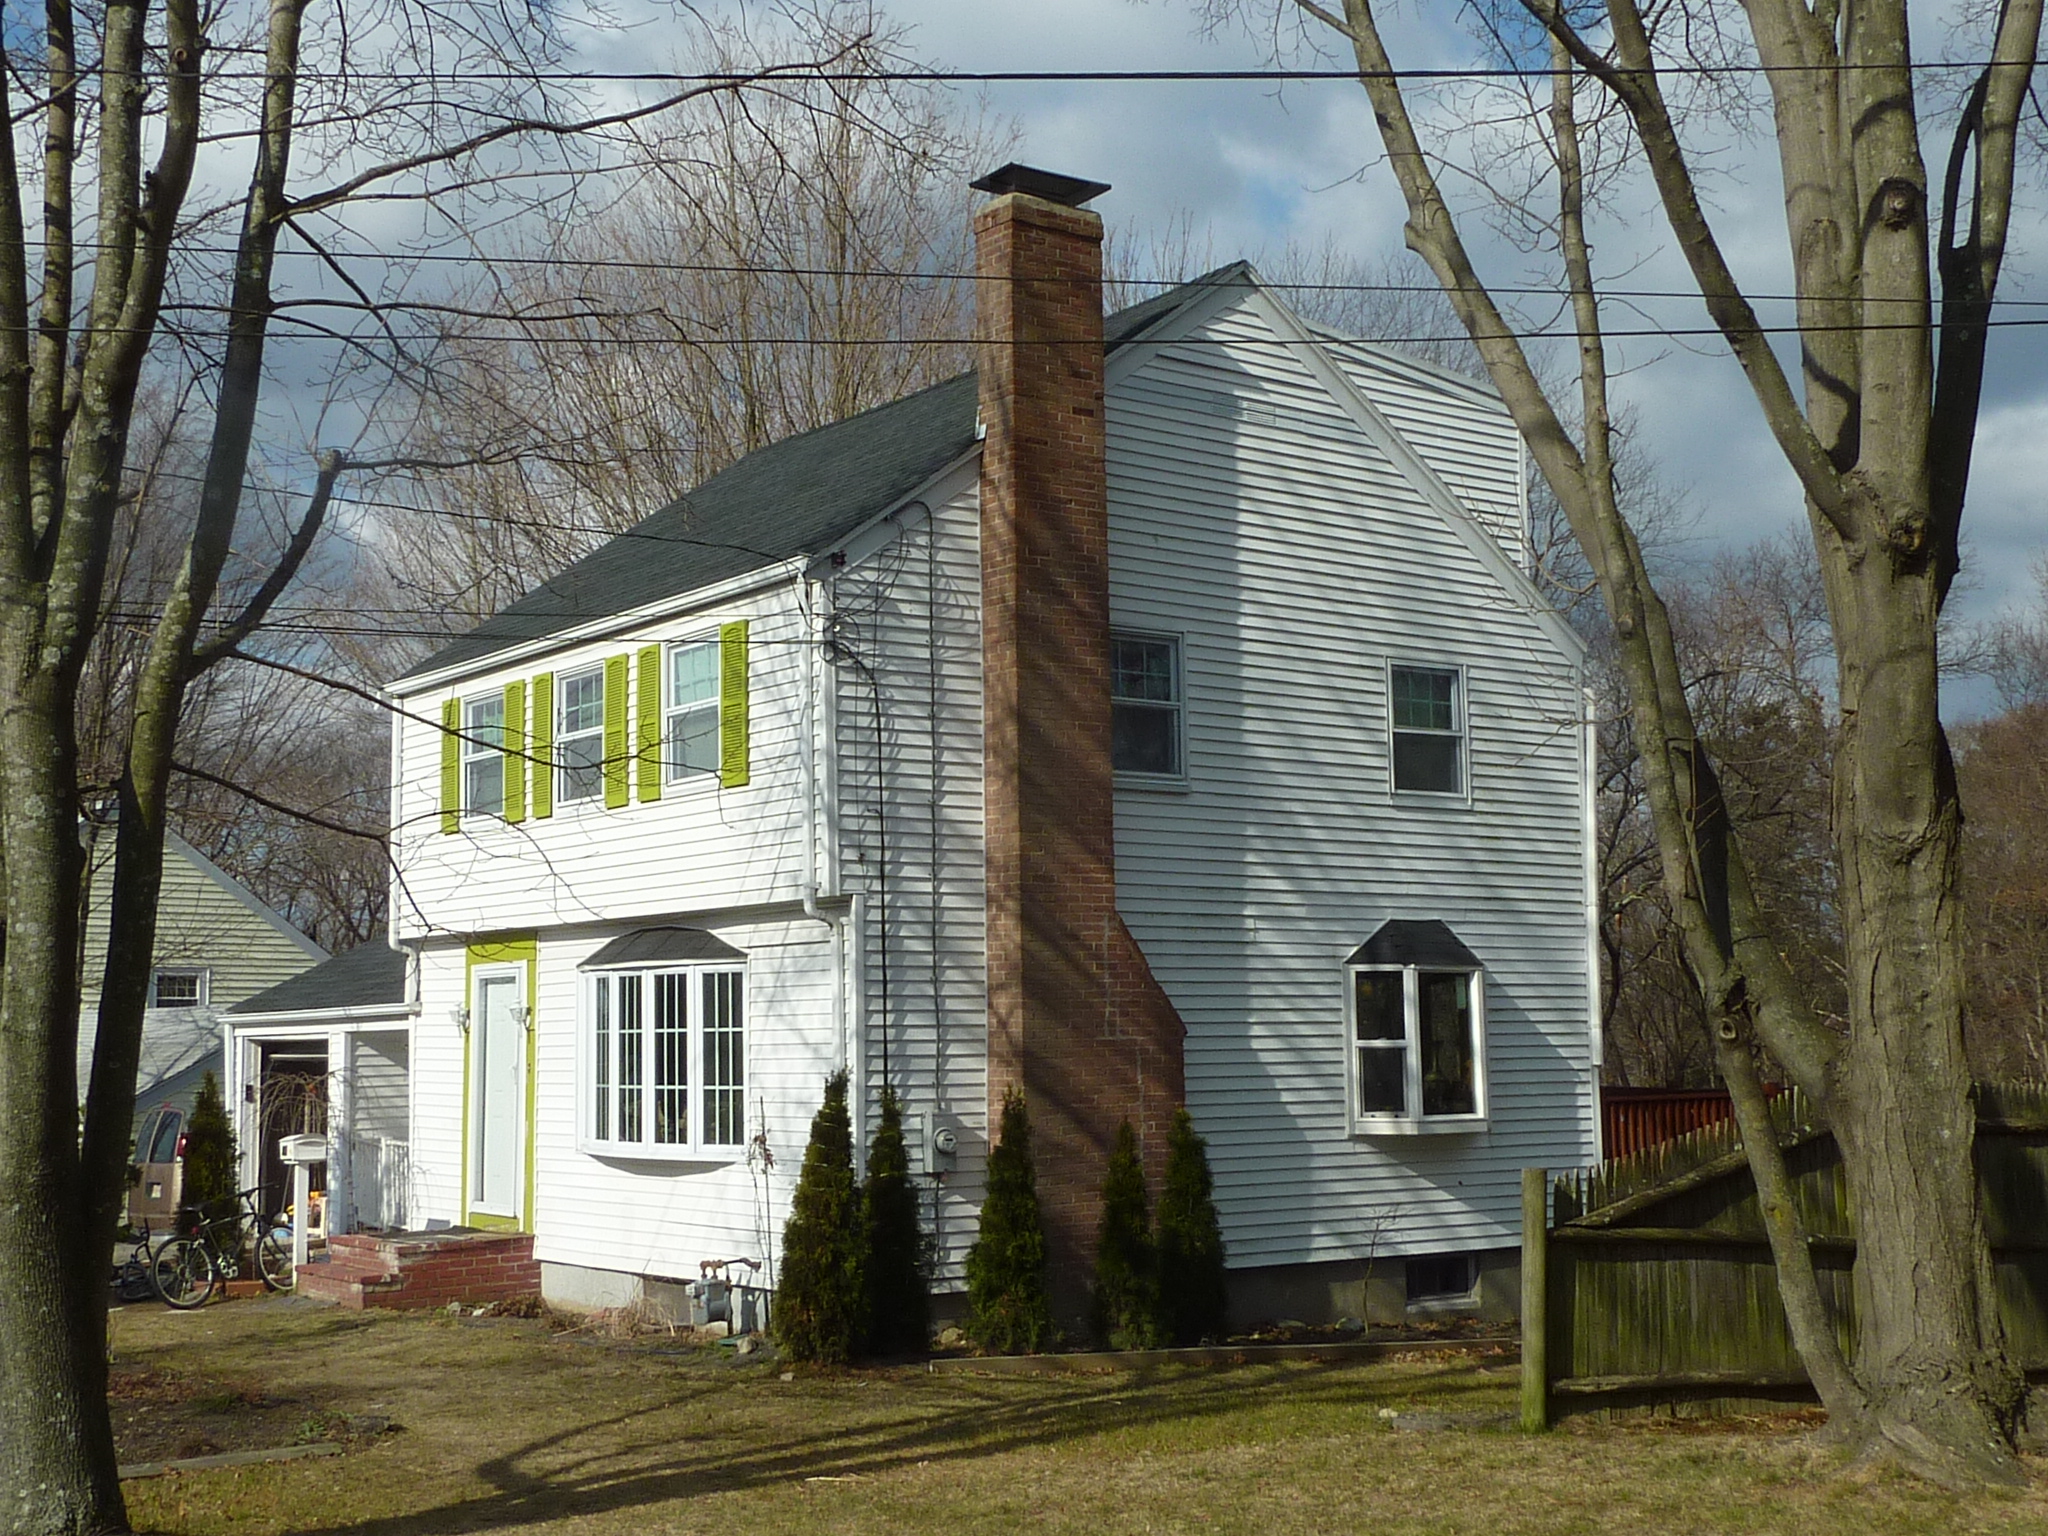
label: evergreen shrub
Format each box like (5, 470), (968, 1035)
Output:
(775, 1070), (865, 1363)
(1155, 1107), (1228, 1345)
(964, 1089), (1052, 1354)
(862, 1086), (931, 1355)
(1090, 1120), (1162, 1349)
(181, 1071), (238, 1217)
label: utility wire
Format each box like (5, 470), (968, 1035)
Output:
(23, 238), (2048, 308)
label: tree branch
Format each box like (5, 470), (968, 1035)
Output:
(188, 448), (345, 676)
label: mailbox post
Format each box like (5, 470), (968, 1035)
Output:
(278, 1134), (328, 1278)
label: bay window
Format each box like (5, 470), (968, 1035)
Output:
(1345, 920), (1487, 1131)
(583, 932), (746, 1157)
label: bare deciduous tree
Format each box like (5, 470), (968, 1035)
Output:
(1216, 0), (2043, 1482)
(381, 5), (1005, 621)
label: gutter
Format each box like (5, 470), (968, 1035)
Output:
(391, 559), (807, 696)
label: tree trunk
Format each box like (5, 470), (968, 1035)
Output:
(0, 649), (126, 1536)
(1827, 544), (2024, 1480)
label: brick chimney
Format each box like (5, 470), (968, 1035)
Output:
(973, 164), (1187, 1326)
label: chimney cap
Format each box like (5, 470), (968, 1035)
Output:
(970, 163), (1111, 208)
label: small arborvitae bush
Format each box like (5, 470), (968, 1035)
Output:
(965, 1089), (1053, 1354)
(1090, 1120), (1162, 1349)
(776, 1071), (865, 1363)
(862, 1086), (931, 1356)
(1155, 1106), (1228, 1345)
(181, 1071), (238, 1215)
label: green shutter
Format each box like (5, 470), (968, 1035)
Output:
(531, 673), (554, 820)
(720, 620), (750, 789)
(439, 698), (461, 834)
(603, 654), (630, 809)
(636, 644), (662, 803)
(502, 681), (527, 825)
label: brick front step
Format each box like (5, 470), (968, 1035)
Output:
(294, 1229), (538, 1312)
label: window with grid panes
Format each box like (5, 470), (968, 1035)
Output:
(1389, 664), (1462, 795)
(666, 640), (721, 780)
(462, 693), (507, 815)
(556, 667), (605, 804)
(583, 965), (745, 1157)
(1348, 965), (1485, 1130)
(1111, 632), (1183, 778)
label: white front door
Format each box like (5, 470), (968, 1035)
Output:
(471, 971), (524, 1218)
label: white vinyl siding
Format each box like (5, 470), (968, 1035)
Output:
(1106, 291), (1595, 1268)
(829, 471), (989, 1287)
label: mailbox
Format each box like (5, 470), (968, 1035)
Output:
(279, 1134), (327, 1166)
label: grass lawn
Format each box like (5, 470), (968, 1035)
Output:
(109, 1297), (2046, 1536)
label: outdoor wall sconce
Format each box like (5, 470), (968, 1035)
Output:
(449, 1005), (470, 1034)
(512, 1003), (532, 1032)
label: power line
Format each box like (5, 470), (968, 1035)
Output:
(5, 60), (2039, 83)
(25, 237), (2048, 310)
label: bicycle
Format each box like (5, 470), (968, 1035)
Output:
(151, 1188), (295, 1308)
(111, 1219), (169, 1302)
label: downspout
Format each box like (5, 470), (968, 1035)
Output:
(1582, 675), (1604, 1161)
(386, 692), (405, 954)
(802, 579), (853, 1121)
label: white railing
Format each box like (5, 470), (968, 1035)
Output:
(350, 1134), (412, 1232)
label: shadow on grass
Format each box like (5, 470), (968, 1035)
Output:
(286, 1355), (1508, 1536)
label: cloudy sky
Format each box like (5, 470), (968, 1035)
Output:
(665, 0), (2044, 714)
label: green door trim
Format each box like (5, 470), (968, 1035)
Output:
(462, 935), (538, 1233)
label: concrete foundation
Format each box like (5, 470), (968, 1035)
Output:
(1225, 1248), (1519, 1328)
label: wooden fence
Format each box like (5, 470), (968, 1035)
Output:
(1600, 1084), (1784, 1161)
(1521, 1083), (2048, 1426)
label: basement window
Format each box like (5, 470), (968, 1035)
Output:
(1406, 1253), (1478, 1306)
(1345, 920), (1487, 1133)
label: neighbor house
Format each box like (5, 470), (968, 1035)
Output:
(78, 827), (327, 1221)
(376, 165), (1600, 1326)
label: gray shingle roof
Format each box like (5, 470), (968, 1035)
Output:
(394, 265), (1252, 685)
(227, 938), (408, 1016)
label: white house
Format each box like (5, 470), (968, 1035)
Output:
(381, 165), (1600, 1327)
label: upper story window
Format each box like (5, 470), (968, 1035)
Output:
(1345, 920), (1486, 1133)
(556, 667), (605, 805)
(151, 968), (207, 1008)
(666, 639), (721, 781)
(1390, 664), (1463, 796)
(462, 693), (506, 816)
(1111, 632), (1183, 779)
(584, 949), (746, 1159)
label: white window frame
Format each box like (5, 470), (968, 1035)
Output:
(1110, 629), (1187, 785)
(461, 691), (506, 817)
(664, 637), (721, 784)
(1344, 962), (1488, 1134)
(150, 967), (209, 1009)
(555, 665), (606, 806)
(580, 962), (746, 1160)
(1386, 660), (1468, 802)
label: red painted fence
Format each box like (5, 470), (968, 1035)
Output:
(1600, 1085), (1782, 1162)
